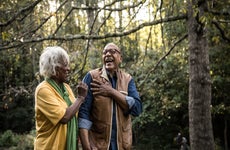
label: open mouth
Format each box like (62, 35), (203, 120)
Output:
(105, 57), (114, 63)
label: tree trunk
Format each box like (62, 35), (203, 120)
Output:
(187, 0), (215, 150)
(224, 117), (228, 150)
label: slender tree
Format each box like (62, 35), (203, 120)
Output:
(187, 0), (214, 149)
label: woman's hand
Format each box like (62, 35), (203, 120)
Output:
(77, 82), (88, 98)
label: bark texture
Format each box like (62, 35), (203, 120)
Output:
(187, 0), (215, 149)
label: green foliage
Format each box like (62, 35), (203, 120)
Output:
(209, 32), (230, 149)
(0, 0), (229, 149)
(0, 130), (34, 150)
(121, 37), (141, 67)
(0, 130), (17, 147)
(0, 48), (36, 133)
(16, 130), (35, 150)
(130, 46), (189, 149)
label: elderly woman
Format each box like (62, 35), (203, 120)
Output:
(34, 46), (87, 150)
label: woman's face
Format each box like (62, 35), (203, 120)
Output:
(55, 59), (70, 83)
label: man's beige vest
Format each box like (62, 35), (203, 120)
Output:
(89, 67), (132, 150)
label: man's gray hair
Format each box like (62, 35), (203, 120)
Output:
(39, 46), (69, 78)
(104, 43), (120, 52)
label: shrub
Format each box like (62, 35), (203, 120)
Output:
(0, 130), (35, 150)
(0, 130), (18, 147)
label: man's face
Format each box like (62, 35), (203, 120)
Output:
(102, 44), (122, 73)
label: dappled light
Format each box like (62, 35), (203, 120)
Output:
(0, 0), (229, 149)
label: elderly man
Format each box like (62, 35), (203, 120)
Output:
(78, 43), (142, 150)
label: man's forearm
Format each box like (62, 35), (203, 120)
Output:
(79, 128), (91, 150)
(111, 89), (129, 111)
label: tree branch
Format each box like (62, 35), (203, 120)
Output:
(32, 0), (69, 36)
(0, 0), (42, 27)
(72, 0), (143, 12)
(138, 34), (188, 88)
(0, 14), (187, 51)
(212, 20), (230, 42)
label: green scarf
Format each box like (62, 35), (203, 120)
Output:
(46, 78), (78, 150)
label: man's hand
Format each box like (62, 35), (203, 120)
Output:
(91, 79), (129, 112)
(90, 79), (113, 97)
(77, 82), (88, 98)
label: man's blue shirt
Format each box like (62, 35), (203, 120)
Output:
(78, 71), (142, 149)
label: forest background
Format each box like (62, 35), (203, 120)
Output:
(0, 0), (229, 150)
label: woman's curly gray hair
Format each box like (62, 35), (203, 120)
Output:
(39, 46), (69, 78)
